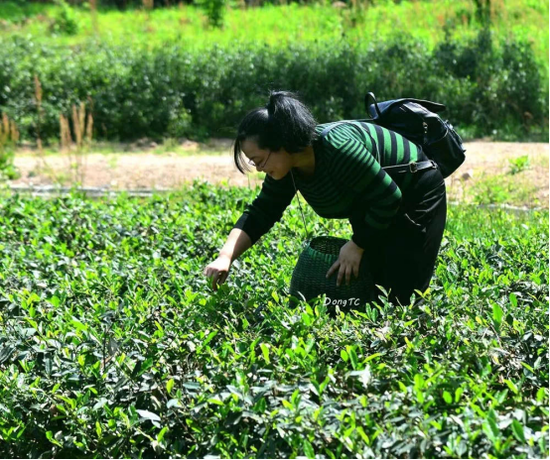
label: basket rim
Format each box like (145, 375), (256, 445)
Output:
(307, 235), (348, 255)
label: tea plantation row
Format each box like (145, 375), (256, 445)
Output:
(0, 182), (548, 458)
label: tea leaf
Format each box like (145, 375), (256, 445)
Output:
(136, 410), (161, 422)
(511, 420), (526, 443)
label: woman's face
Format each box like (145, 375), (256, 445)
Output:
(241, 138), (293, 181)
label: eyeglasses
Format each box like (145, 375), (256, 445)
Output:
(248, 151), (272, 170)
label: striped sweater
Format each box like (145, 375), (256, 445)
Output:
(233, 122), (423, 249)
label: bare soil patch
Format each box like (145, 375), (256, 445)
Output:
(9, 140), (549, 208)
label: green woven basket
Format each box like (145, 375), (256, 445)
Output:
(289, 236), (374, 310)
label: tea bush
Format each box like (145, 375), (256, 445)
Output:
(0, 182), (548, 458)
(0, 29), (547, 143)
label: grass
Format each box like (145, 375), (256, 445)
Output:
(446, 153), (550, 209)
(15, 139), (233, 157)
(469, 173), (542, 207)
(0, 184), (547, 457)
(0, 0), (548, 74)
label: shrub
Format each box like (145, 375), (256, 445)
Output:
(0, 113), (20, 180)
(49, 0), (80, 35)
(433, 28), (548, 138)
(0, 30), (547, 143)
(196, 0), (226, 28)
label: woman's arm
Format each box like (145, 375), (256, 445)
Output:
(204, 173), (296, 290)
(219, 228), (252, 262)
(232, 172), (296, 245)
(203, 228), (252, 291)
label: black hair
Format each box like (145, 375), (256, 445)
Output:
(233, 90), (319, 174)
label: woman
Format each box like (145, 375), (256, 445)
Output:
(203, 91), (447, 306)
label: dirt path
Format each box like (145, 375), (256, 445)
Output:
(9, 140), (549, 207)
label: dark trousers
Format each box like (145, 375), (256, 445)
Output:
(363, 168), (447, 305)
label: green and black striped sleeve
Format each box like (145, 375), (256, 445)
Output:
(232, 172), (296, 245)
(325, 126), (403, 249)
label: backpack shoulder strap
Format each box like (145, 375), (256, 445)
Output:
(319, 120), (436, 175)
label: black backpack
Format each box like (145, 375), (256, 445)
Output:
(362, 92), (466, 178)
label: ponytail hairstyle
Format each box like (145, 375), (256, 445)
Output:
(233, 90), (319, 174)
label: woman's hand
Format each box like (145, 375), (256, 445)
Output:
(203, 254), (232, 291)
(326, 240), (365, 287)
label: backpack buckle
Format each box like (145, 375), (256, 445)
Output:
(409, 162), (418, 173)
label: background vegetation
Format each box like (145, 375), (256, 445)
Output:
(0, 0), (547, 60)
(0, 0), (548, 144)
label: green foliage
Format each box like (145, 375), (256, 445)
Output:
(50, 0), (80, 35)
(471, 175), (513, 205)
(0, 151), (19, 181)
(0, 1), (547, 142)
(196, 0), (226, 28)
(0, 30), (547, 143)
(1, 1), (547, 66)
(0, 183), (548, 457)
(508, 155), (530, 175)
(472, 0), (492, 27)
(433, 28), (548, 140)
(0, 116), (20, 181)
(469, 172), (541, 207)
(0, 1), (53, 23)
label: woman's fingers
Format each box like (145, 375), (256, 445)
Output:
(345, 266), (352, 286)
(326, 261), (340, 279)
(328, 260), (360, 286)
(353, 264), (359, 280)
(339, 265), (351, 287)
(204, 257), (232, 292)
(337, 265), (346, 287)
(337, 264), (359, 287)
(204, 268), (222, 291)
(213, 271), (228, 290)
